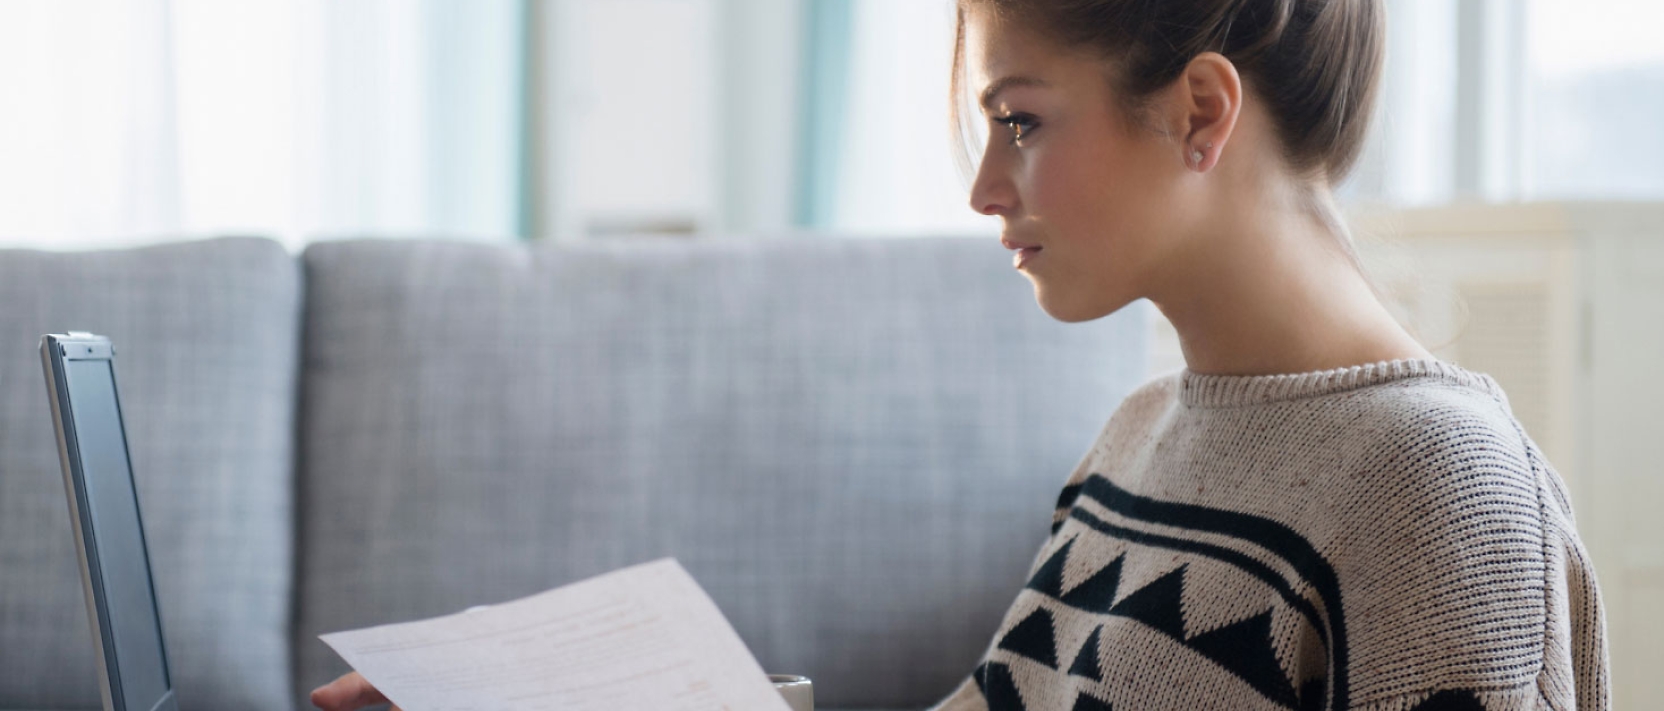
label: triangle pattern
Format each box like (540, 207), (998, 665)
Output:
(1186, 609), (1299, 708)
(1065, 625), (1105, 681)
(1025, 538), (1073, 598)
(1070, 691), (1115, 711)
(1107, 564), (1189, 641)
(996, 607), (1061, 669)
(1058, 553), (1125, 613)
(974, 661), (1029, 711)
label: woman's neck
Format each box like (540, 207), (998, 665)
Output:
(1148, 186), (1433, 378)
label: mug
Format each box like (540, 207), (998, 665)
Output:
(769, 674), (813, 711)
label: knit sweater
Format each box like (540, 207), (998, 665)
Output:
(929, 359), (1609, 711)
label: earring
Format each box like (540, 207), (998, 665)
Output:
(1190, 141), (1212, 168)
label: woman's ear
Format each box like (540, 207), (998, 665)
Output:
(1177, 52), (1242, 173)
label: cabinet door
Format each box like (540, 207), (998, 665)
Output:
(1584, 232), (1664, 710)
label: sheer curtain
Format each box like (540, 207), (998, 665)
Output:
(0, 0), (182, 247)
(830, 0), (995, 235)
(1523, 0), (1664, 199)
(0, 0), (527, 250)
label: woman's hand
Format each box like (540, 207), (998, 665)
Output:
(311, 671), (399, 711)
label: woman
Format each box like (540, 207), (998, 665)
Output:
(929, 0), (1608, 709)
(314, 1), (1610, 709)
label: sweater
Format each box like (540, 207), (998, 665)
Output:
(929, 359), (1610, 711)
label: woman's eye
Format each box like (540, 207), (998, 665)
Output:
(996, 113), (1039, 144)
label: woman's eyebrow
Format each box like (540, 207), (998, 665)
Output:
(979, 75), (1049, 113)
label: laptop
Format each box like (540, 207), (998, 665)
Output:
(40, 333), (179, 711)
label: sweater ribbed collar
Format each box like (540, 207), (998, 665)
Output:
(1178, 358), (1505, 409)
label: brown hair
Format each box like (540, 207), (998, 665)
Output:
(949, 0), (1386, 186)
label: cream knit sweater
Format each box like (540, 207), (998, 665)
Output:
(930, 360), (1609, 711)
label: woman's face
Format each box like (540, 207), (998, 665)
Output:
(964, 9), (1193, 323)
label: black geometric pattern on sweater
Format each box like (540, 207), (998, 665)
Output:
(974, 661), (1027, 711)
(1075, 473), (1350, 710)
(1061, 534), (1324, 710)
(1024, 537), (1073, 597)
(1065, 625), (1105, 681)
(1026, 537), (1304, 708)
(1408, 689), (1486, 711)
(1039, 512), (1323, 709)
(1070, 691), (1113, 711)
(997, 607), (1060, 669)
(1025, 536), (1127, 614)
(1106, 564), (1189, 641)
(1060, 553), (1124, 612)
(1186, 610), (1299, 707)
(979, 475), (1352, 710)
(1030, 535), (1189, 635)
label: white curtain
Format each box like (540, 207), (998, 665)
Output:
(0, 0), (526, 251)
(1523, 0), (1664, 199)
(0, 0), (181, 247)
(825, 0), (996, 235)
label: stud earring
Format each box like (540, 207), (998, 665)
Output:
(1190, 141), (1212, 168)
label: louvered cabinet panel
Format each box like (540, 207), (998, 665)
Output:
(1455, 282), (1554, 447)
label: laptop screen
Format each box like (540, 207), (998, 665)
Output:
(61, 356), (172, 711)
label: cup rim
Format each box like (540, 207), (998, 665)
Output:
(768, 674), (811, 686)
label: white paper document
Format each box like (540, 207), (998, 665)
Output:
(319, 558), (793, 711)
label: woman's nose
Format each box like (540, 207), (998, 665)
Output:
(969, 156), (1015, 217)
(965, 172), (1011, 216)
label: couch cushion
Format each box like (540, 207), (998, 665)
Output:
(293, 236), (1145, 709)
(0, 238), (299, 711)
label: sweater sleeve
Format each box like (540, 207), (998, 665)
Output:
(1529, 446), (1611, 711)
(1343, 516), (1609, 711)
(1335, 408), (1610, 711)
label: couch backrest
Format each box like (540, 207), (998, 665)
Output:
(292, 236), (1147, 710)
(0, 238), (300, 711)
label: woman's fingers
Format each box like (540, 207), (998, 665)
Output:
(310, 671), (389, 711)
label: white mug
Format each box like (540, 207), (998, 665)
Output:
(769, 674), (813, 711)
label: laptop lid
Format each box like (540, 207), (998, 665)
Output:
(40, 333), (179, 711)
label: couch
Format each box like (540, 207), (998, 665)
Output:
(0, 235), (1146, 711)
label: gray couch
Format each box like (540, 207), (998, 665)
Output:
(0, 236), (1146, 711)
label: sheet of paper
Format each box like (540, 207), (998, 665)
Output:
(319, 558), (793, 711)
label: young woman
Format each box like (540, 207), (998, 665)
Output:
(930, 0), (1609, 709)
(313, 1), (1610, 710)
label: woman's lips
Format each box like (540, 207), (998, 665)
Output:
(1002, 238), (1042, 269)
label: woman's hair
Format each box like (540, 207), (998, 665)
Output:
(949, 0), (1386, 187)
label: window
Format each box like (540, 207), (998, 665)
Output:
(1523, 0), (1664, 200)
